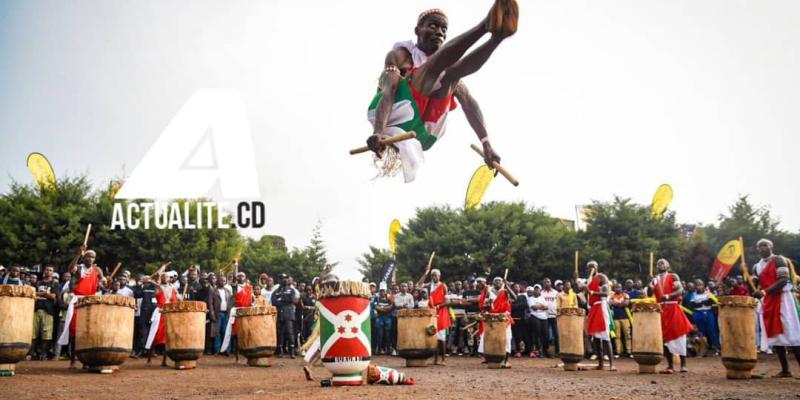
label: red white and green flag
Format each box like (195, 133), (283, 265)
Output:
(319, 296), (371, 362)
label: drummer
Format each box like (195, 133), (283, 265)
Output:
(57, 244), (105, 368)
(479, 277), (515, 368)
(417, 267), (452, 366)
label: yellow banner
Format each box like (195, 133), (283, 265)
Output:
(26, 152), (56, 190)
(389, 219), (401, 256)
(465, 165), (494, 209)
(717, 239), (742, 265)
(651, 184), (673, 218)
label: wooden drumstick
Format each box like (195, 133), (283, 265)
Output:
(151, 261), (171, 279)
(349, 131), (417, 155)
(81, 224), (92, 255)
(107, 262), (122, 284)
(470, 144), (519, 187)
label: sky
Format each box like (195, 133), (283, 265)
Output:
(1, 1), (799, 280)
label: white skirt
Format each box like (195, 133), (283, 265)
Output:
(764, 290), (800, 347)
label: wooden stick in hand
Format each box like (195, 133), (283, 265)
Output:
(81, 224), (92, 255)
(470, 144), (519, 186)
(350, 131), (417, 155)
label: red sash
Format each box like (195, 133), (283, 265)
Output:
(655, 273), (693, 341)
(429, 283), (452, 331)
(490, 289), (513, 327)
(586, 275), (607, 335)
(233, 284), (253, 334)
(760, 258), (784, 338)
(407, 67), (458, 124)
(73, 266), (99, 295)
(69, 266), (100, 337)
(154, 287), (178, 346)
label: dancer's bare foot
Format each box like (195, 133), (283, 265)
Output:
(488, 0), (519, 36)
(303, 366), (314, 381)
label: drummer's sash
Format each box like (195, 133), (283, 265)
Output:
(760, 257), (785, 338)
(429, 283), (452, 331)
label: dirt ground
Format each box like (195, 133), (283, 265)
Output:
(3, 354), (800, 400)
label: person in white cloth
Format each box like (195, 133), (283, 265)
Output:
(365, 1), (519, 182)
(752, 238), (800, 378)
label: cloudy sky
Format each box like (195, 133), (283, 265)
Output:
(2, 1), (799, 279)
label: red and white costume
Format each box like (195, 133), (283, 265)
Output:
(586, 274), (610, 341)
(145, 284), (178, 349)
(56, 264), (100, 346)
(221, 283), (254, 350)
(652, 273), (693, 356)
(755, 256), (800, 347)
(428, 281), (452, 341)
(477, 287), (513, 354)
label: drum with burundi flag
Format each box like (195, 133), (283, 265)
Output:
(318, 280), (372, 386)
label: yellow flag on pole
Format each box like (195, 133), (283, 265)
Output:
(389, 219), (401, 256)
(465, 165), (494, 209)
(651, 184), (673, 218)
(708, 239), (742, 282)
(26, 152), (56, 190)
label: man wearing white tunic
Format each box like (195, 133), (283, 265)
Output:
(752, 238), (800, 378)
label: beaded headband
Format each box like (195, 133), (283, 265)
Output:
(417, 8), (447, 25)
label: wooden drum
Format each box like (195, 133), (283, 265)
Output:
(162, 301), (207, 370)
(631, 302), (662, 373)
(75, 295), (135, 373)
(0, 285), (35, 376)
(718, 296), (758, 379)
(319, 280), (372, 386)
(483, 313), (508, 369)
(397, 308), (437, 367)
(236, 305), (277, 367)
(557, 307), (585, 371)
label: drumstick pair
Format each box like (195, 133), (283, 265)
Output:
(348, 134), (519, 186)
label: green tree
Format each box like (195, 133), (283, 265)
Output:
(578, 196), (685, 279)
(0, 175), (243, 275)
(705, 195), (780, 265)
(357, 246), (395, 283)
(394, 202), (578, 284)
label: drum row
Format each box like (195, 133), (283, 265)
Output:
(556, 296), (758, 379)
(0, 284), (758, 381)
(0, 284), (276, 376)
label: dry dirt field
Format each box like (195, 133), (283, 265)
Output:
(3, 354), (800, 399)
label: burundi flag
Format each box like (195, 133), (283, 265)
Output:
(366, 77), (436, 183)
(319, 296), (371, 363)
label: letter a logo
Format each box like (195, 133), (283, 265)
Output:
(116, 89), (260, 199)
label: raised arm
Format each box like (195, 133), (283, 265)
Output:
(454, 81), (500, 168)
(68, 245), (86, 275)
